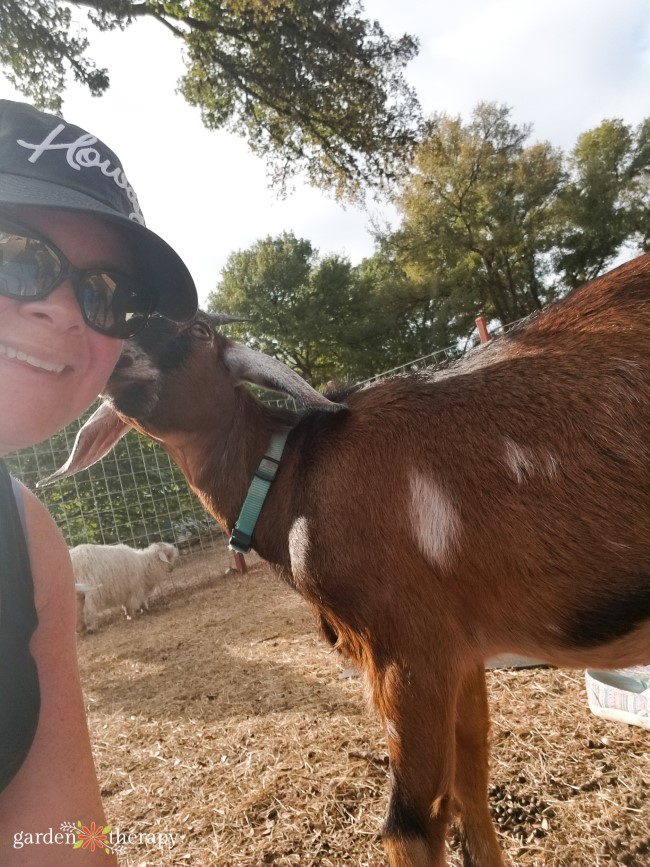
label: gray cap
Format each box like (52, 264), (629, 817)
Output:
(0, 99), (197, 321)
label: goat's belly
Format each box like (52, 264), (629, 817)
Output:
(535, 630), (650, 669)
(527, 609), (650, 670)
(562, 578), (650, 649)
(479, 576), (650, 669)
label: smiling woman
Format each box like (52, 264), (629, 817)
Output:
(0, 99), (197, 866)
(0, 211), (139, 454)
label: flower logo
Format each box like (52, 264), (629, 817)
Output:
(61, 820), (117, 856)
(75, 821), (111, 853)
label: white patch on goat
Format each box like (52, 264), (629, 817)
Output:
(409, 473), (461, 571)
(503, 439), (560, 484)
(385, 719), (400, 745)
(543, 450), (561, 480)
(503, 438), (535, 484)
(288, 516), (311, 576)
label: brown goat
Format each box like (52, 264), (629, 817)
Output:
(46, 254), (650, 867)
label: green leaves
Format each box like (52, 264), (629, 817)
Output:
(206, 230), (460, 385)
(207, 232), (382, 385)
(174, 0), (421, 197)
(0, 1), (109, 110)
(392, 104), (565, 326)
(204, 101), (650, 383)
(379, 103), (650, 340)
(555, 118), (650, 287)
(3, 0), (421, 198)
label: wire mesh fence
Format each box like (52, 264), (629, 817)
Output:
(5, 405), (226, 554)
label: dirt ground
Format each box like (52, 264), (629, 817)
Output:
(77, 546), (650, 867)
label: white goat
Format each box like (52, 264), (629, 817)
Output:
(71, 542), (178, 632)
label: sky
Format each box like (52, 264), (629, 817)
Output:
(1, 0), (650, 306)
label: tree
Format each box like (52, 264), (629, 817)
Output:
(385, 104), (650, 334)
(0, 0), (421, 199)
(207, 232), (381, 386)
(554, 118), (650, 288)
(388, 103), (566, 329)
(354, 246), (469, 367)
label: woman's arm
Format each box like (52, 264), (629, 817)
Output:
(0, 485), (118, 865)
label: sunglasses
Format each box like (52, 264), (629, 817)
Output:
(0, 217), (156, 338)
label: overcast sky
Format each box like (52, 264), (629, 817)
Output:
(1, 0), (650, 305)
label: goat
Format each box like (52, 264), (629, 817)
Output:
(43, 254), (650, 866)
(70, 542), (178, 632)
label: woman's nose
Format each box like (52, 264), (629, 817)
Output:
(19, 282), (85, 332)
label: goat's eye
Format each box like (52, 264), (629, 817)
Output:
(189, 322), (212, 341)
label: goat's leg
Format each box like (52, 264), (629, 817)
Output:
(453, 664), (505, 867)
(376, 665), (458, 867)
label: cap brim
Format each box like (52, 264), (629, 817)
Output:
(0, 172), (198, 322)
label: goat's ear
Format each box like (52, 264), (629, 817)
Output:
(157, 545), (175, 564)
(224, 343), (343, 411)
(37, 402), (131, 487)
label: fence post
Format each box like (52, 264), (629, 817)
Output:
(476, 316), (490, 344)
(232, 552), (248, 574)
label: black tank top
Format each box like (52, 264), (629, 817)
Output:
(0, 459), (40, 791)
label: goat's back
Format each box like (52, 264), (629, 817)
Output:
(287, 255), (650, 668)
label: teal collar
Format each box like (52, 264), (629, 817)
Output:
(229, 430), (290, 554)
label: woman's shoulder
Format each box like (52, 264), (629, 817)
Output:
(13, 482), (75, 615)
(15, 481), (63, 543)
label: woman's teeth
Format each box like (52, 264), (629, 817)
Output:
(0, 343), (65, 373)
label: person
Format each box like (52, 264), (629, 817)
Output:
(0, 99), (197, 864)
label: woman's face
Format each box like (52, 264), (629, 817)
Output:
(0, 209), (130, 455)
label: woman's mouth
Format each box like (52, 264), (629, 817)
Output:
(0, 342), (66, 373)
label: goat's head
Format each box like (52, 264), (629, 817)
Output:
(39, 311), (342, 485)
(108, 312), (236, 434)
(155, 542), (179, 573)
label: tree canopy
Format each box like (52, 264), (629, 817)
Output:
(205, 106), (650, 383)
(554, 117), (650, 288)
(384, 103), (650, 334)
(206, 232), (391, 385)
(388, 103), (565, 329)
(1, 0), (421, 199)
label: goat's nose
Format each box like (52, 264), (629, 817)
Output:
(115, 353), (135, 369)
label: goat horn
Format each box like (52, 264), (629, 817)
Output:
(207, 313), (249, 326)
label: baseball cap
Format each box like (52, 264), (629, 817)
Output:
(0, 99), (197, 322)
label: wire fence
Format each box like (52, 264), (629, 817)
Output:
(6, 315), (525, 557)
(6, 411), (225, 554)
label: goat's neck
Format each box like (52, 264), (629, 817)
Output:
(160, 392), (297, 566)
